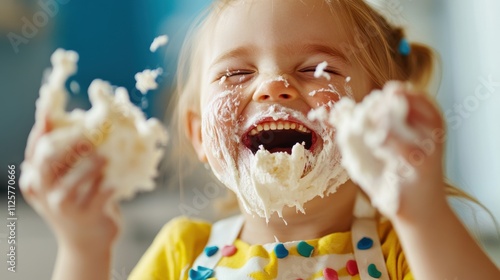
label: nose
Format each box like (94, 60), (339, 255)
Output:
(252, 78), (299, 102)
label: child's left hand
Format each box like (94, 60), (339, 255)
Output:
(383, 90), (448, 221)
(332, 84), (449, 220)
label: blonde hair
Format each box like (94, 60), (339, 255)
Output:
(166, 0), (483, 215)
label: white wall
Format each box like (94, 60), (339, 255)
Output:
(379, 0), (500, 234)
(444, 0), (500, 233)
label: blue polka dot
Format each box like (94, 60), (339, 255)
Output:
(189, 266), (214, 280)
(204, 246), (218, 257)
(274, 243), (289, 259)
(357, 237), (373, 250)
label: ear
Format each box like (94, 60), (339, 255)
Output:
(186, 110), (208, 163)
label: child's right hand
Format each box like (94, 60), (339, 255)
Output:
(20, 117), (121, 252)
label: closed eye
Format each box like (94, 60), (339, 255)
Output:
(217, 69), (255, 84)
(300, 67), (340, 75)
(224, 70), (253, 77)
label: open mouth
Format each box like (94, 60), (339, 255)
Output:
(242, 120), (316, 154)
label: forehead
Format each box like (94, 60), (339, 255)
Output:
(207, 0), (349, 63)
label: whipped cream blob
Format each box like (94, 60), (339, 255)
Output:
(19, 49), (168, 201)
(310, 81), (417, 216)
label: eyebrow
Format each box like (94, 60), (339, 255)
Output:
(296, 43), (349, 64)
(209, 47), (255, 69)
(209, 43), (349, 70)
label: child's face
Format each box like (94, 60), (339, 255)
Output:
(190, 0), (372, 216)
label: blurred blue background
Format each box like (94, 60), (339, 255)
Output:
(0, 0), (499, 279)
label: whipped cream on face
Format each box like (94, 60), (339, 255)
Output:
(250, 143), (311, 218)
(19, 49), (168, 201)
(308, 84), (342, 99)
(255, 75), (290, 93)
(202, 86), (348, 220)
(309, 81), (417, 216)
(314, 61), (331, 81)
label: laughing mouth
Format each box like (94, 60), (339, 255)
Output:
(242, 120), (316, 154)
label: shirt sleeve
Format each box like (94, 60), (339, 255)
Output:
(128, 216), (211, 280)
(379, 220), (414, 280)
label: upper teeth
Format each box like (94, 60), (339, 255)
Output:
(249, 121), (311, 136)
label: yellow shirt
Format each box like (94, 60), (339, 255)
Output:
(129, 216), (413, 280)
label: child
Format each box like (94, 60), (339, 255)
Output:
(21, 0), (499, 279)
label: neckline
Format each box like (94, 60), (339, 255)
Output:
(234, 225), (353, 248)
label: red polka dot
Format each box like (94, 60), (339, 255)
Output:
(221, 245), (237, 257)
(346, 259), (359, 276)
(323, 268), (338, 280)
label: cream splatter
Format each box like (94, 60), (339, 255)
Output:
(150, 35), (169, 52)
(219, 75), (227, 85)
(135, 68), (163, 94)
(314, 61), (331, 81)
(308, 84), (341, 101)
(255, 76), (290, 94)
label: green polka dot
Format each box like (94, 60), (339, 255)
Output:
(368, 263), (382, 278)
(297, 241), (314, 257)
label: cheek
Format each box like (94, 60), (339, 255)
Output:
(200, 89), (245, 170)
(347, 75), (374, 102)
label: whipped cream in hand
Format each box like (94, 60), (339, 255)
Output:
(309, 81), (418, 217)
(20, 49), (168, 201)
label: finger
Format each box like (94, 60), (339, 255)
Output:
(20, 185), (39, 205)
(49, 156), (98, 209)
(405, 93), (444, 130)
(19, 165), (50, 211)
(108, 203), (122, 226)
(79, 168), (105, 210)
(385, 93), (445, 154)
(385, 128), (444, 171)
(46, 139), (96, 187)
(59, 155), (105, 209)
(25, 116), (52, 160)
(90, 188), (116, 213)
(384, 131), (426, 167)
(18, 171), (53, 216)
